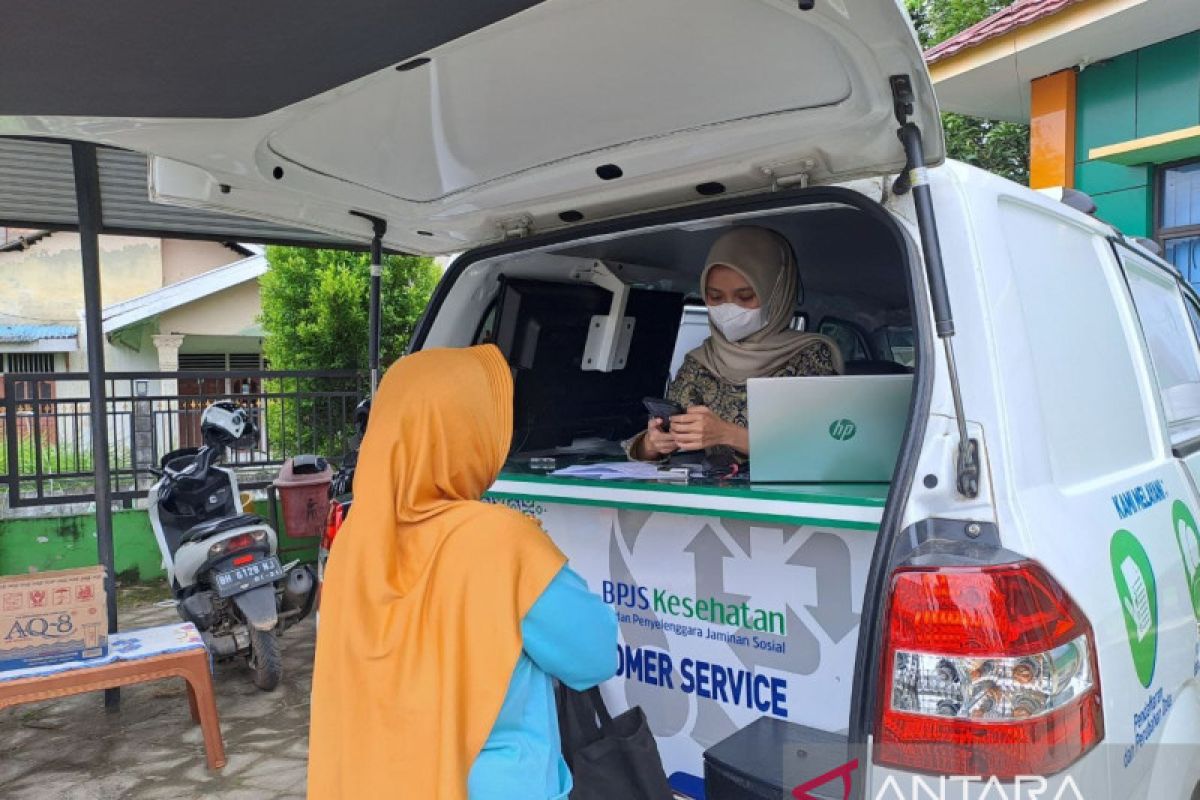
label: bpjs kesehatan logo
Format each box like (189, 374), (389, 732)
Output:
(601, 580), (786, 635)
(829, 419), (857, 441)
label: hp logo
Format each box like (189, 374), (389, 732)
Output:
(829, 419), (857, 441)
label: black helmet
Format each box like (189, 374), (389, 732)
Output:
(200, 401), (257, 448)
(353, 398), (371, 438)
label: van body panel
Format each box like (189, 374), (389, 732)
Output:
(1106, 248), (1200, 798)
(884, 168), (998, 530)
(897, 415), (997, 530)
(937, 166), (1200, 797)
(1023, 459), (1194, 798)
(842, 163), (1200, 795)
(1141, 681), (1200, 800)
(0, 0), (941, 256)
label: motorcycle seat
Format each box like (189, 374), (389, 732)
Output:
(180, 514), (266, 546)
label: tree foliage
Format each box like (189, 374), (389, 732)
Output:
(906, 0), (1031, 185)
(260, 247), (440, 371)
(257, 247), (441, 459)
(907, 0), (1009, 45)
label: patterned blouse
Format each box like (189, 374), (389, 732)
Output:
(627, 342), (840, 461)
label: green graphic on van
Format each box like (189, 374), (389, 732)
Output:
(1110, 530), (1159, 688)
(1171, 501), (1200, 621)
(828, 419), (857, 441)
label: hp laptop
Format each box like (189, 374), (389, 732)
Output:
(747, 375), (913, 483)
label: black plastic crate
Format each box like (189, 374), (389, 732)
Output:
(704, 717), (853, 800)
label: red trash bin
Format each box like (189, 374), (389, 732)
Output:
(273, 455), (334, 539)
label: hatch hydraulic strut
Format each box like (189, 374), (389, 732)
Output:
(890, 75), (980, 498)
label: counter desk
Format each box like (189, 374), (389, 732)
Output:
(484, 471), (887, 797)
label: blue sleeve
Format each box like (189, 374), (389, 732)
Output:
(521, 565), (618, 691)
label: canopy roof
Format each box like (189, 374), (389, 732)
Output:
(0, 0), (543, 119)
(0, 138), (362, 247)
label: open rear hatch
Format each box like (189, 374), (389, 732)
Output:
(0, 0), (942, 255)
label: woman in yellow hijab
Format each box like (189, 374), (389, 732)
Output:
(308, 345), (617, 799)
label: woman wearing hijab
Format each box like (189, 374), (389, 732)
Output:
(308, 345), (617, 800)
(629, 225), (843, 462)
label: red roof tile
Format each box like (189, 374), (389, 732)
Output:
(924, 0), (1087, 63)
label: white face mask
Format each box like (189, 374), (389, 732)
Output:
(709, 303), (766, 342)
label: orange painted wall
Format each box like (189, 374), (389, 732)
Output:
(1030, 70), (1077, 189)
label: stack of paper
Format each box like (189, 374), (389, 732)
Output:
(549, 462), (667, 480)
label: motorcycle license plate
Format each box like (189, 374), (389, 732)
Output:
(214, 556), (284, 598)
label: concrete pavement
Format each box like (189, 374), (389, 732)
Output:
(0, 589), (315, 799)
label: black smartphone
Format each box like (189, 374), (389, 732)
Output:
(642, 397), (685, 431)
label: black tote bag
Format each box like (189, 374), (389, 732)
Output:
(556, 683), (675, 800)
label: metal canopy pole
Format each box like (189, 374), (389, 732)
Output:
(369, 236), (383, 394)
(350, 212), (388, 395)
(71, 142), (120, 710)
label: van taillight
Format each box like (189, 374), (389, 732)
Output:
(323, 502), (346, 551)
(875, 561), (1103, 779)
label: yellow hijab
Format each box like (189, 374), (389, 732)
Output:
(307, 345), (566, 799)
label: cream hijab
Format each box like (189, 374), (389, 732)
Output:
(689, 226), (843, 385)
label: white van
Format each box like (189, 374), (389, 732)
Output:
(8, 0), (1200, 797)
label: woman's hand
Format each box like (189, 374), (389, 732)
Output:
(637, 417), (680, 460)
(670, 406), (748, 454)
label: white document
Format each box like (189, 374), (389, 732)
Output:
(1120, 556), (1153, 642)
(549, 461), (667, 481)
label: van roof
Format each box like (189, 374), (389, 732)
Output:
(0, 0), (943, 255)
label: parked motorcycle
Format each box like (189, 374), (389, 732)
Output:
(148, 401), (316, 690)
(318, 398), (370, 601)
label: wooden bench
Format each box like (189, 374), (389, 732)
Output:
(0, 622), (226, 770)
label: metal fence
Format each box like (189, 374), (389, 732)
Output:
(2, 369), (369, 508)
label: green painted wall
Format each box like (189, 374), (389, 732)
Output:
(0, 509), (162, 582)
(1077, 51), (1139, 158)
(1136, 34), (1200, 139)
(0, 500), (317, 581)
(1075, 32), (1200, 237)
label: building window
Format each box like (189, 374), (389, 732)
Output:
(0, 353), (58, 405)
(1159, 160), (1200, 289)
(177, 352), (264, 396)
(228, 353), (262, 371)
(178, 353), (229, 372)
(175, 353), (264, 449)
(4, 353), (57, 374)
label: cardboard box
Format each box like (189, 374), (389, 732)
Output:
(0, 566), (108, 671)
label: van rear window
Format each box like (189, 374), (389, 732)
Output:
(1120, 251), (1200, 428)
